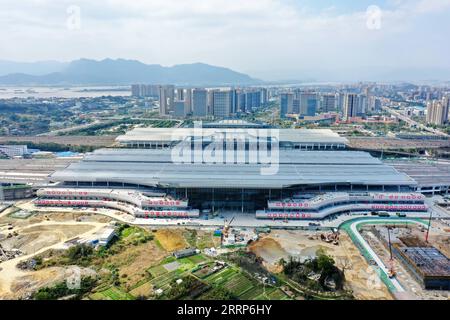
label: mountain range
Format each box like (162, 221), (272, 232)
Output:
(0, 59), (259, 86)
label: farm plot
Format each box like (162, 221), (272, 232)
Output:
(266, 288), (289, 300)
(223, 273), (254, 297)
(92, 287), (135, 300)
(204, 267), (238, 286)
(150, 269), (185, 291)
(148, 265), (168, 278)
(238, 286), (265, 300)
(253, 287), (289, 300)
(129, 281), (153, 298)
(184, 254), (208, 264)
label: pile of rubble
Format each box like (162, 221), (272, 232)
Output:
(0, 243), (23, 262)
(320, 230), (340, 245)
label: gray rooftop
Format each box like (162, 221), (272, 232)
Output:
(387, 160), (450, 187)
(50, 149), (416, 189)
(116, 128), (348, 145)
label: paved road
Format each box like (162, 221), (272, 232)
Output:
(20, 200), (446, 229)
(383, 106), (449, 138)
(37, 120), (107, 137)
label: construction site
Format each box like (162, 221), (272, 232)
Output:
(359, 220), (450, 299)
(220, 217), (258, 247)
(249, 229), (394, 300)
(1, 196), (449, 300)
(0, 202), (114, 299)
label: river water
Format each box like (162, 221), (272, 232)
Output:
(0, 86), (131, 99)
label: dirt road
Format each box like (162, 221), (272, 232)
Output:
(0, 221), (106, 298)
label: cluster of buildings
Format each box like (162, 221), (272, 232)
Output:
(33, 121), (430, 221)
(279, 89), (382, 120)
(0, 145), (29, 158)
(131, 84), (269, 118)
(426, 97), (449, 125)
(63, 226), (117, 248)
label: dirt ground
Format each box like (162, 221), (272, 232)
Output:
(1, 224), (94, 254)
(250, 230), (393, 300)
(1, 208), (112, 229)
(427, 220), (450, 258)
(155, 229), (188, 252)
(249, 238), (288, 273)
(9, 266), (97, 299)
(0, 208), (109, 299)
(107, 241), (167, 290)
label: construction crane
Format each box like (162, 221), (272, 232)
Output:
(425, 209), (433, 243)
(223, 216), (235, 237)
(387, 226), (396, 278)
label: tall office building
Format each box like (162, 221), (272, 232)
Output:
(373, 98), (382, 112)
(131, 84), (160, 97)
(337, 93), (346, 112)
(176, 88), (185, 101)
(426, 98), (449, 125)
(292, 89), (302, 114)
(343, 93), (358, 120)
(212, 90), (235, 118)
(174, 101), (186, 117)
(279, 93), (294, 118)
(131, 84), (141, 97)
(245, 90), (261, 111)
(159, 85), (175, 116)
(293, 99), (301, 114)
(300, 93), (317, 116)
(322, 94), (336, 112)
(184, 88), (192, 115)
(192, 88), (208, 117)
(237, 91), (246, 112)
(261, 88), (269, 105)
(357, 95), (368, 116)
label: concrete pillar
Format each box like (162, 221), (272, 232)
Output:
(241, 188), (244, 213)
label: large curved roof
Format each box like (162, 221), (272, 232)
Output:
(50, 149), (417, 189)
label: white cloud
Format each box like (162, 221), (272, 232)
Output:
(0, 0), (449, 80)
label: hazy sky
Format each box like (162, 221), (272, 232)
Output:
(1, 0), (450, 80)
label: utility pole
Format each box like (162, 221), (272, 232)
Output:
(387, 226), (393, 260)
(425, 208), (433, 243)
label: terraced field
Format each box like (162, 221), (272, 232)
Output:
(223, 273), (254, 296)
(203, 266), (290, 300)
(150, 269), (185, 290)
(91, 286), (135, 300)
